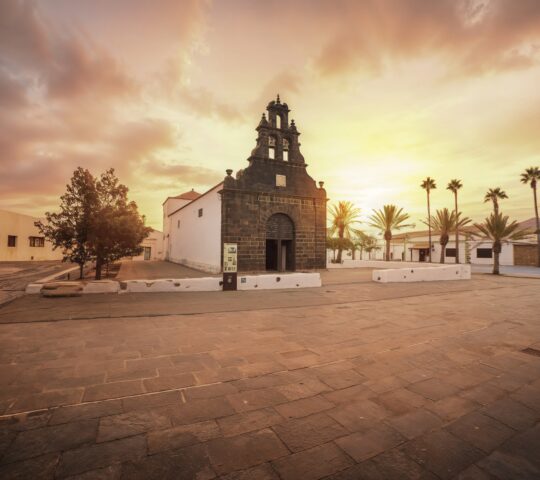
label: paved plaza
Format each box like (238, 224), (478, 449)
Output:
(0, 272), (539, 479)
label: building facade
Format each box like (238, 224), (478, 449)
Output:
(164, 97), (327, 273)
(0, 210), (63, 261)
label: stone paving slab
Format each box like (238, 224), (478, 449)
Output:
(0, 274), (539, 478)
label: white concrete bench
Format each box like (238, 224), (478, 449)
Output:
(373, 265), (471, 283)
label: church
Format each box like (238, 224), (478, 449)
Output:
(163, 96), (327, 273)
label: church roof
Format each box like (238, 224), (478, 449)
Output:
(174, 189), (201, 200)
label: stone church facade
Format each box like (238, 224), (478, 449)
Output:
(221, 96), (327, 272)
(163, 96), (327, 273)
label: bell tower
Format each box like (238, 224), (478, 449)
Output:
(250, 94), (304, 164)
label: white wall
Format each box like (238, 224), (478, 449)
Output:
(0, 210), (63, 261)
(167, 184), (223, 273)
(130, 229), (164, 261)
(470, 242), (514, 266)
(163, 198), (191, 260)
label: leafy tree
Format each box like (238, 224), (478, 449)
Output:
(368, 205), (412, 261)
(37, 168), (98, 279)
(354, 231), (378, 260)
(423, 208), (471, 264)
(89, 169), (152, 280)
(39, 168), (150, 280)
(329, 201), (361, 263)
(473, 212), (528, 275)
(420, 177), (436, 262)
(446, 179), (463, 263)
(520, 166), (540, 267)
(484, 187), (508, 215)
(326, 236), (338, 262)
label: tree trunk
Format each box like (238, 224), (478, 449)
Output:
(493, 251), (500, 275)
(352, 249), (356, 260)
(454, 192), (460, 264)
(440, 242), (446, 264)
(427, 192), (432, 263)
(95, 257), (103, 280)
(337, 248), (342, 263)
(533, 184), (540, 268)
(79, 263), (84, 280)
(385, 240), (390, 261)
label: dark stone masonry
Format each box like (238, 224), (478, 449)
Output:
(220, 96), (327, 272)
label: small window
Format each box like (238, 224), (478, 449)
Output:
(276, 174), (286, 187)
(7, 235), (17, 247)
(29, 236), (45, 247)
(276, 115), (281, 129)
(446, 248), (456, 257)
(198, 208), (203, 217)
(477, 248), (493, 258)
(268, 136), (276, 160)
(177, 220), (180, 229)
(283, 138), (289, 161)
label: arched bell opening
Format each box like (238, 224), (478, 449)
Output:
(265, 213), (295, 272)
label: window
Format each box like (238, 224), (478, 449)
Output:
(477, 248), (493, 258)
(268, 136), (276, 159)
(283, 138), (289, 161)
(198, 208), (203, 217)
(7, 235), (17, 247)
(177, 220), (180, 229)
(29, 236), (45, 247)
(276, 174), (286, 187)
(276, 115), (281, 129)
(446, 248), (456, 257)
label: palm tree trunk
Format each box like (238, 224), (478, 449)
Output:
(427, 192), (432, 263)
(493, 250), (500, 275)
(533, 184), (540, 268)
(385, 240), (390, 261)
(454, 192), (459, 264)
(440, 243), (445, 264)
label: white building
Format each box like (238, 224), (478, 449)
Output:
(129, 229), (164, 261)
(163, 185), (223, 273)
(0, 210), (63, 261)
(366, 218), (537, 266)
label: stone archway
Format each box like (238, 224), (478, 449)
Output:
(265, 213), (295, 271)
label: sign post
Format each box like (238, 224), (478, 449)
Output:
(222, 243), (238, 291)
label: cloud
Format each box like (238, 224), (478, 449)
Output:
(148, 162), (223, 186)
(313, 0), (540, 78)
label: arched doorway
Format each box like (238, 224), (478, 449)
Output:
(266, 213), (295, 271)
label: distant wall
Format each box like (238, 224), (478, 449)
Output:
(0, 210), (63, 261)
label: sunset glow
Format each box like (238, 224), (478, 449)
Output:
(2, 0), (540, 230)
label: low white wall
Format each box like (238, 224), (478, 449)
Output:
(238, 273), (321, 290)
(328, 259), (438, 269)
(121, 277), (222, 293)
(373, 265), (471, 283)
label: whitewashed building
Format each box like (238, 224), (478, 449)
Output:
(0, 210), (63, 261)
(365, 218), (537, 266)
(163, 185), (223, 273)
(129, 229), (164, 261)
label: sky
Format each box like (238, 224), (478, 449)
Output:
(1, 0), (540, 232)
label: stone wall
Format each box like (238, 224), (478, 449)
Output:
(221, 189), (326, 271)
(514, 244), (538, 266)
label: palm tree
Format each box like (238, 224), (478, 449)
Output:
(473, 213), (528, 274)
(421, 177), (436, 262)
(484, 187), (508, 215)
(520, 167), (540, 267)
(447, 179), (463, 263)
(425, 208), (471, 263)
(329, 201), (361, 263)
(368, 205), (412, 261)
